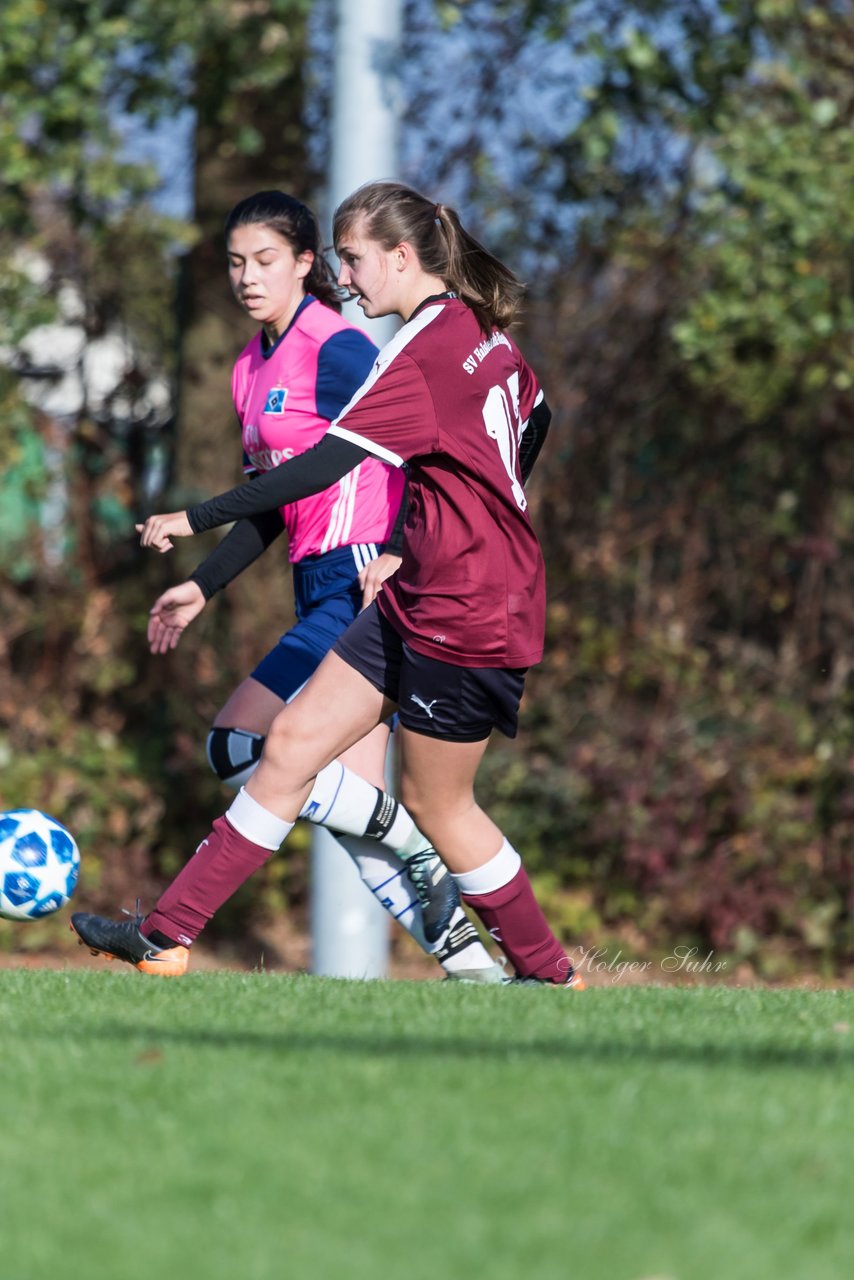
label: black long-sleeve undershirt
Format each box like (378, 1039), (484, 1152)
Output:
(188, 473), (410, 601)
(189, 508), (286, 601)
(184, 398), (552, 599)
(186, 434), (369, 534)
(520, 397), (552, 484)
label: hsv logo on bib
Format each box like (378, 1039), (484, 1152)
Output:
(263, 387), (288, 415)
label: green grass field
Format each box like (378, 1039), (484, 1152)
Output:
(0, 971), (852, 1280)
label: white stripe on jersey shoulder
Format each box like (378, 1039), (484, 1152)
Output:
(327, 303), (447, 467)
(328, 424), (404, 467)
(520, 388), (544, 436)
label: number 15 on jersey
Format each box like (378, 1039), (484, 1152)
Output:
(482, 372), (527, 511)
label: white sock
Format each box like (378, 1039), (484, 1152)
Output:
(451, 838), (522, 896)
(337, 837), (497, 975)
(226, 787), (294, 850)
(299, 762), (431, 858)
(337, 836), (428, 946)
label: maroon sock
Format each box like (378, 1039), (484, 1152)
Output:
(463, 865), (571, 983)
(143, 814), (275, 947)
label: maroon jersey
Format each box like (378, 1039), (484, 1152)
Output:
(328, 296), (546, 668)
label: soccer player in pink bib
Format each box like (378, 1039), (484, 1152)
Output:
(73, 182), (583, 989)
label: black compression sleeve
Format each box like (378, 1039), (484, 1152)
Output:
(519, 397), (552, 484)
(186, 434), (374, 533)
(189, 509), (286, 600)
(385, 473), (408, 556)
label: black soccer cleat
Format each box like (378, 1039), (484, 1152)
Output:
(432, 910), (508, 983)
(405, 850), (461, 943)
(70, 909), (189, 977)
(433, 911), (483, 963)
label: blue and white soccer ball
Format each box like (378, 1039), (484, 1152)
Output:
(0, 809), (80, 921)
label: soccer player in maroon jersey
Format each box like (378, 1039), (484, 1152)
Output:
(130, 190), (499, 981)
(71, 182), (583, 989)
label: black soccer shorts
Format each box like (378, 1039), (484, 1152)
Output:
(332, 602), (527, 742)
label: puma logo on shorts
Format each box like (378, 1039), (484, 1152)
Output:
(410, 693), (438, 718)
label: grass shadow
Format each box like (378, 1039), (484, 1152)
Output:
(17, 1018), (854, 1073)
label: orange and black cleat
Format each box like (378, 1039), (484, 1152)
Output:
(70, 909), (189, 977)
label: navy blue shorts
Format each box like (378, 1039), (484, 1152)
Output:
(251, 542), (381, 703)
(332, 602), (528, 743)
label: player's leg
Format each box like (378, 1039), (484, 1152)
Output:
(206, 571), (460, 942)
(325, 720), (458, 947)
(336, 837), (505, 982)
(395, 728), (577, 986)
(70, 603), (504, 981)
(207, 691), (498, 975)
(205, 676), (284, 788)
(71, 652), (392, 971)
(384, 643), (580, 988)
(70, 647), (497, 978)
(207, 674), (466, 953)
(331, 603), (577, 985)
(330, 721), (504, 982)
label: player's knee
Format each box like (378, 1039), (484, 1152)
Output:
(206, 727), (265, 790)
(400, 773), (475, 841)
(260, 709), (300, 772)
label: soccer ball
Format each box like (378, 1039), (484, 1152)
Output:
(0, 809), (80, 921)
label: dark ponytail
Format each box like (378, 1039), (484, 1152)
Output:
(333, 181), (525, 333)
(225, 191), (343, 312)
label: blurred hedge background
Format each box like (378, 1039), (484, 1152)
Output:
(2, 0), (853, 980)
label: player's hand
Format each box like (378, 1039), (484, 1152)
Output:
(136, 511), (193, 553)
(359, 553), (402, 608)
(147, 580), (206, 654)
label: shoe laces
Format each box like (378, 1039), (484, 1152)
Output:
(120, 898), (145, 928)
(407, 850), (439, 894)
